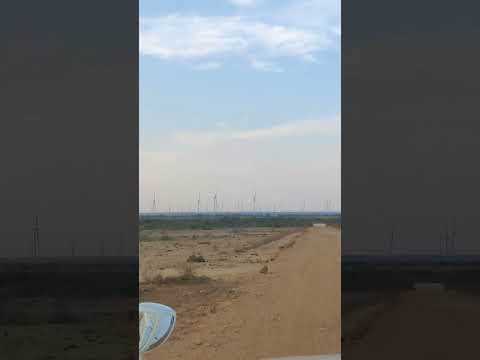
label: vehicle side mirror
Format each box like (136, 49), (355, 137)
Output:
(139, 303), (176, 358)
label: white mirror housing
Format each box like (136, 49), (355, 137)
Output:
(139, 302), (176, 358)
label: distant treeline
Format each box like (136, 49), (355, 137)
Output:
(140, 213), (341, 231)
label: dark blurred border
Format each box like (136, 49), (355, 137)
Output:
(343, 0), (480, 358)
(0, 1), (138, 359)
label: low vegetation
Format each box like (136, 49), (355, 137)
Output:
(139, 213), (340, 241)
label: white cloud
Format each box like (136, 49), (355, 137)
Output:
(172, 115), (340, 146)
(228, 0), (258, 7)
(193, 61), (222, 71)
(250, 59), (284, 72)
(139, 15), (332, 62)
(275, 0), (340, 31)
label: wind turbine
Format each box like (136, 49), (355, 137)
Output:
(152, 192), (157, 213)
(213, 193), (218, 214)
(325, 200), (331, 212)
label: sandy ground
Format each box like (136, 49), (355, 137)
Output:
(343, 288), (480, 359)
(140, 227), (300, 283)
(140, 226), (340, 360)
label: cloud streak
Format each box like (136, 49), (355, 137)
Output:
(193, 61), (223, 71)
(172, 116), (340, 146)
(139, 15), (333, 63)
(275, 0), (340, 32)
(250, 59), (284, 72)
(228, 0), (258, 7)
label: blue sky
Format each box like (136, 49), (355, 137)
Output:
(140, 0), (340, 212)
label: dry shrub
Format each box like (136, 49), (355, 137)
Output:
(165, 262), (209, 284)
(187, 254), (206, 263)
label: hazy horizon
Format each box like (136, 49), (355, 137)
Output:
(139, 0), (341, 213)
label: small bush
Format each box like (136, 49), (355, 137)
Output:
(187, 254), (206, 263)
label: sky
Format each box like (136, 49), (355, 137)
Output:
(139, 0), (341, 213)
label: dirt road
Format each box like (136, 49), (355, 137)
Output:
(145, 226), (340, 360)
